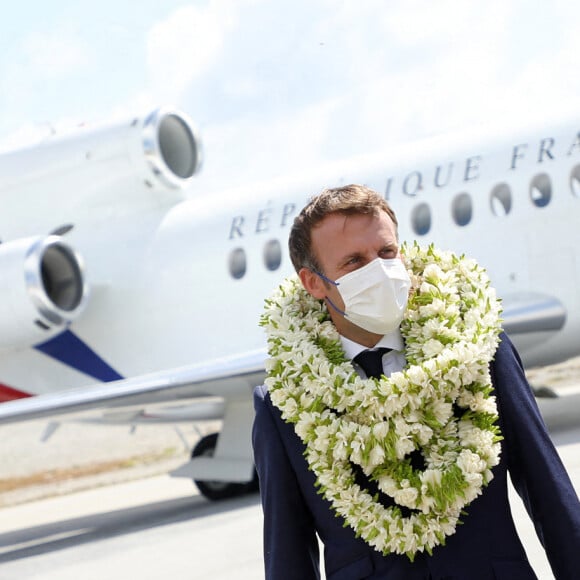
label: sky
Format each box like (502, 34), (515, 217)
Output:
(2, 0), (580, 190)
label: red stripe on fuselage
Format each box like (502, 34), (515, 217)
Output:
(0, 383), (32, 402)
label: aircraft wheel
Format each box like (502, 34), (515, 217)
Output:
(192, 433), (258, 501)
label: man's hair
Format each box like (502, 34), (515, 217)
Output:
(288, 184), (398, 273)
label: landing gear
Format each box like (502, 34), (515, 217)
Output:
(531, 385), (558, 398)
(191, 432), (258, 501)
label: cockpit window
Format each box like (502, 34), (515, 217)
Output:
(452, 193), (472, 227)
(530, 173), (551, 207)
(490, 183), (512, 216)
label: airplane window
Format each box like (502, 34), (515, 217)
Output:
(452, 193), (472, 227)
(229, 248), (247, 279)
(264, 239), (282, 271)
(570, 165), (580, 197)
(411, 203), (431, 236)
(490, 183), (512, 216)
(529, 173), (551, 207)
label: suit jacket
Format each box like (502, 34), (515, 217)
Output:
(252, 334), (580, 579)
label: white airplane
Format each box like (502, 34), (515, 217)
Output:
(0, 107), (578, 500)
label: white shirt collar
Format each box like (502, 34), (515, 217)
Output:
(339, 327), (405, 361)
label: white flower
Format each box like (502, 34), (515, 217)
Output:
(457, 449), (486, 474)
(406, 365), (429, 388)
(377, 474), (398, 496)
(369, 445), (386, 467)
(422, 338), (445, 359)
(413, 424), (434, 446)
(421, 468), (442, 489)
(373, 421), (390, 439)
(294, 412), (317, 439)
(395, 436), (415, 460)
(430, 399), (453, 425)
(393, 485), (419, 508)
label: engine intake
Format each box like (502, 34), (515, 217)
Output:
(143, 109), (202, 188)
(0, 236), (89, 349)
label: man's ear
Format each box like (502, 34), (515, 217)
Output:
(299, 267), (327, 300)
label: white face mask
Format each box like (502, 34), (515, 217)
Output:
(319, 258), (411, 335)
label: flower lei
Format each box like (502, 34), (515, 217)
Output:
(260, 243), (503, 561)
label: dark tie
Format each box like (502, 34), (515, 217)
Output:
(353, 348), (390, 379)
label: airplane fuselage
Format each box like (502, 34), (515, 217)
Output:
(1, 115), (579, 396)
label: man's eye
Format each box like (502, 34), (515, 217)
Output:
(380, 248), (397, 258)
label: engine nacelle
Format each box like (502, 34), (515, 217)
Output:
(0, 236), (89, 350)
(0, 107), (203, 222)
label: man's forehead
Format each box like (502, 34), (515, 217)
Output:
(312, 210), (395, 235)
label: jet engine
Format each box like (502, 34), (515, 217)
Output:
(0, 236), (88, 350)
(0, 107), (203, 223)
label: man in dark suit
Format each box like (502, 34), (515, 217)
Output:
(252, 184), (580, 579)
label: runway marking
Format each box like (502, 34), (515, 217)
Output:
(0, 529), (89, 555)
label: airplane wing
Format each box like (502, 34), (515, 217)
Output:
(0, 348), (266, 425)
(0, 348), (267, 501)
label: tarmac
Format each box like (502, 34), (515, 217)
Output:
(0, 357), (579, 579)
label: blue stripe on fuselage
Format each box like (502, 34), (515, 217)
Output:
(35, 330), (124, 382)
